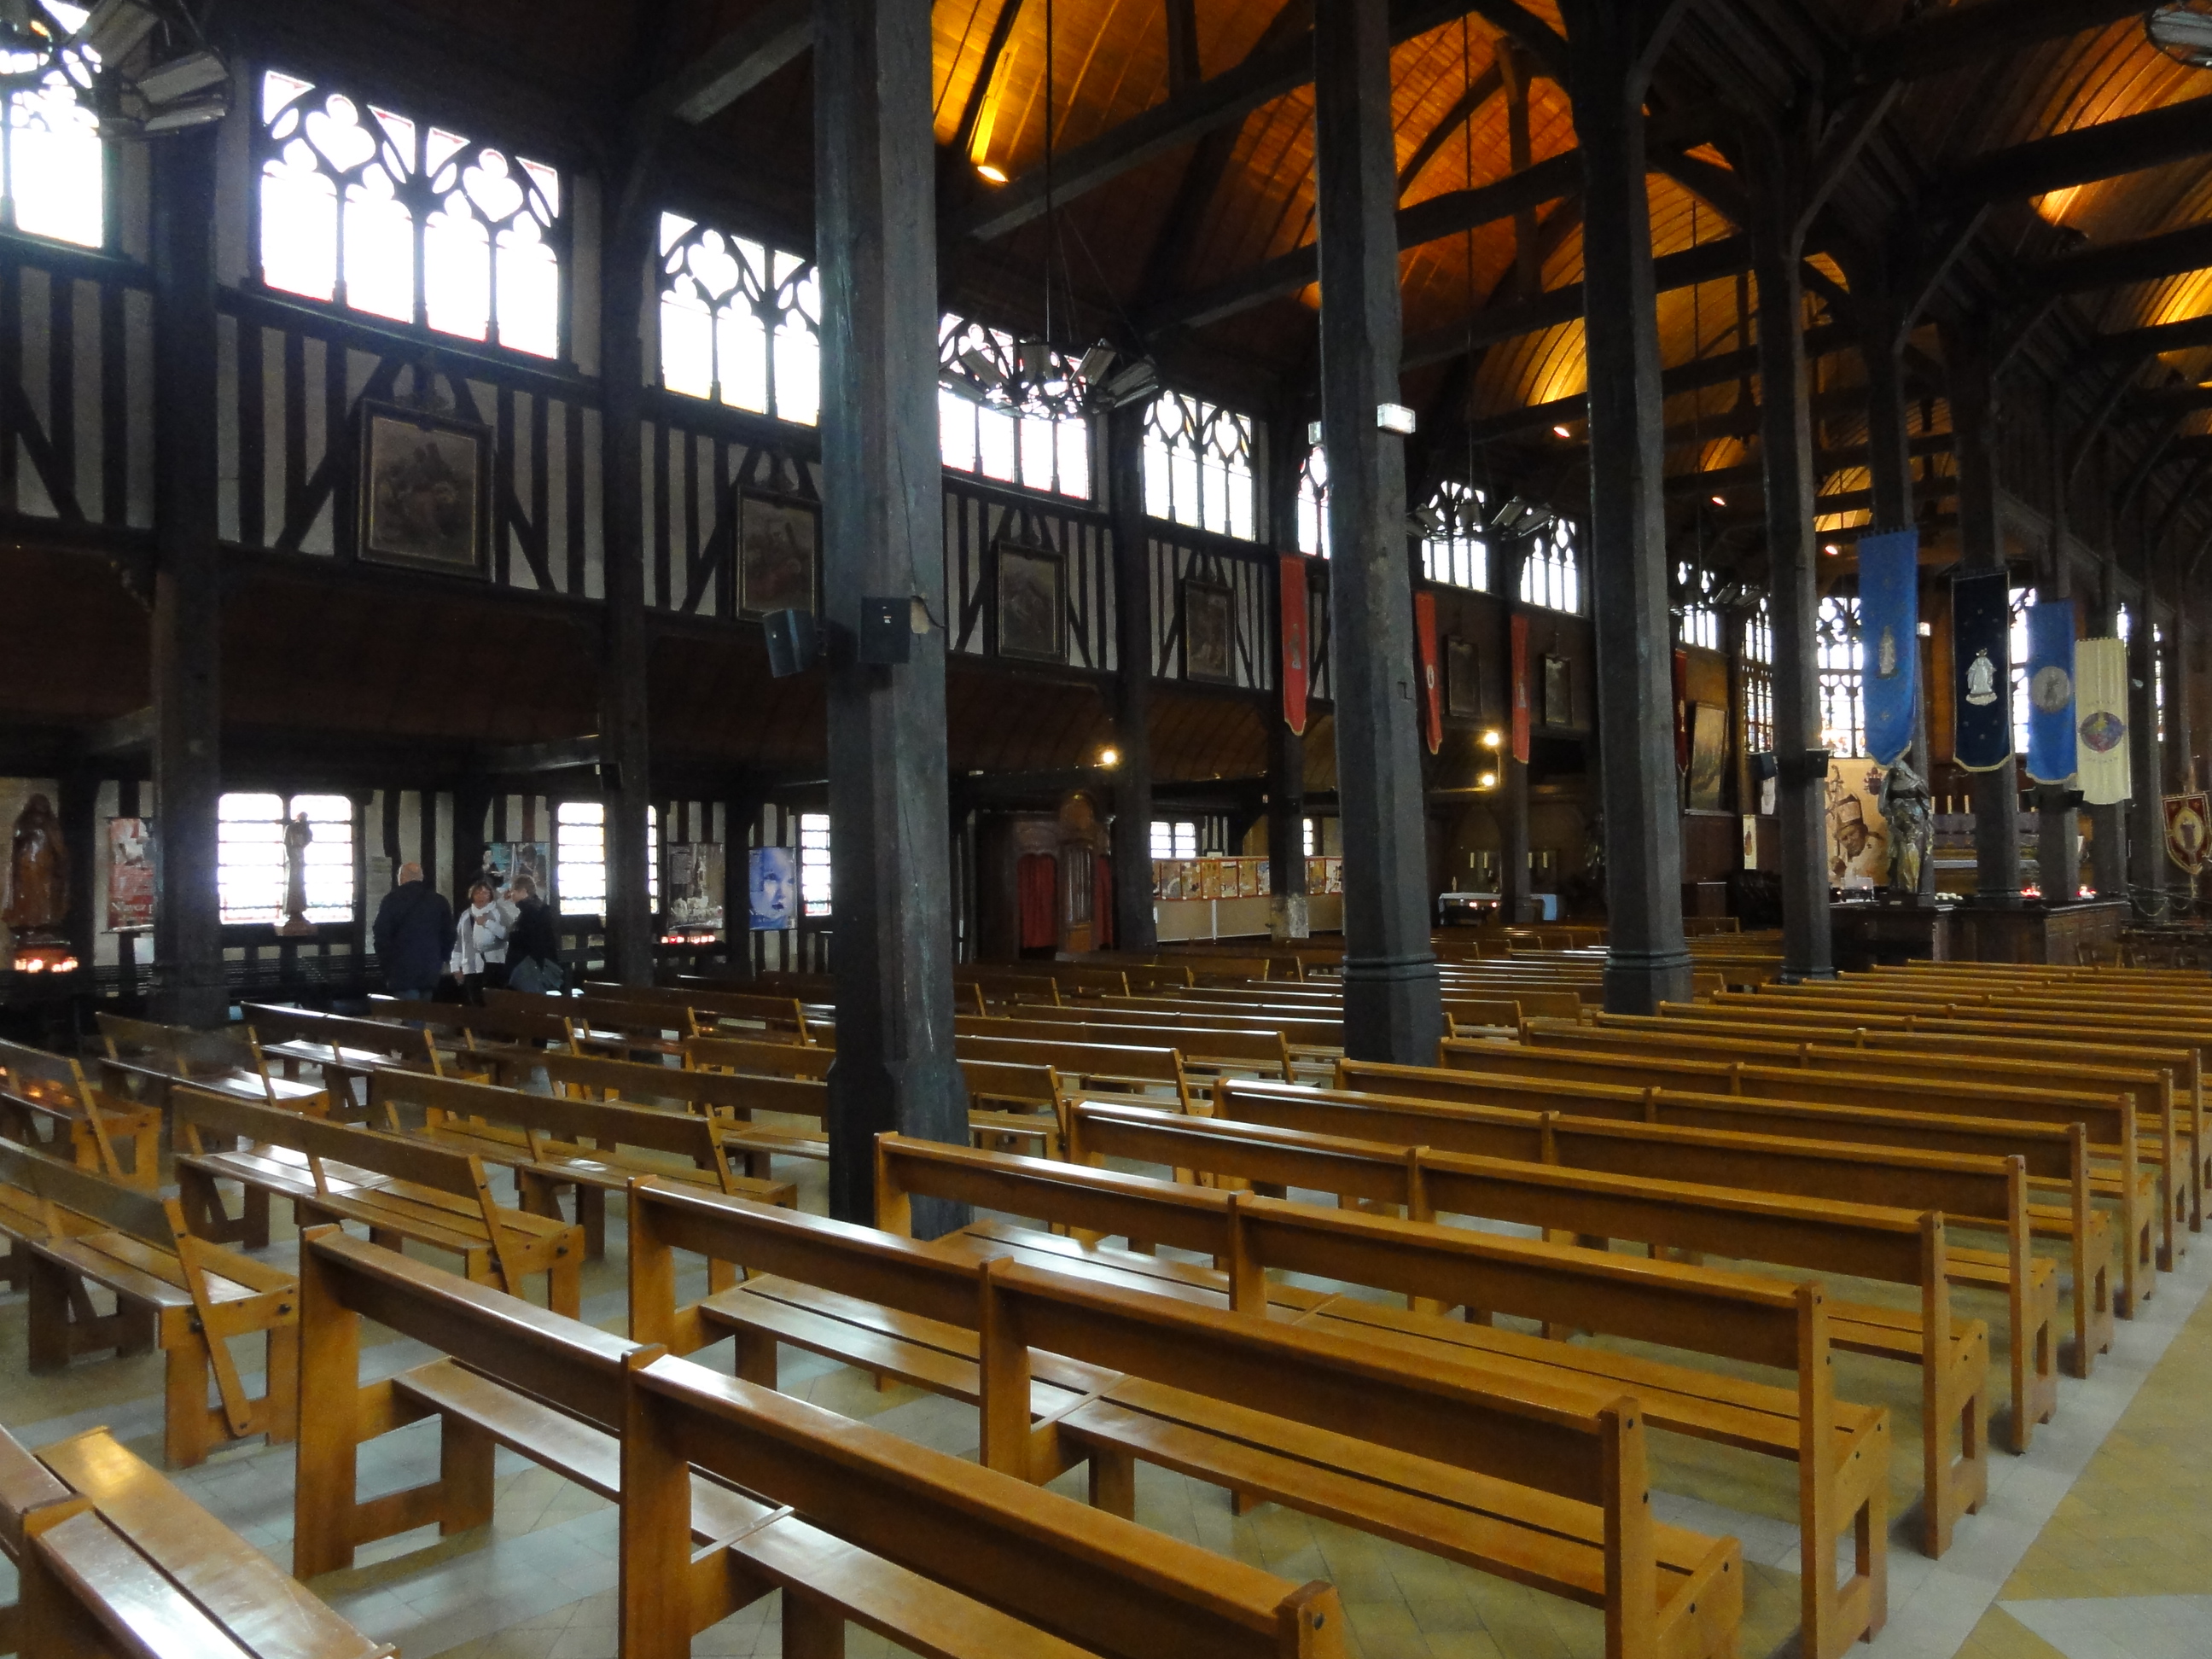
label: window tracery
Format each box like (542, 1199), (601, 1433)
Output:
(1420, 481), (1487, 591)
(1519, 520), (1580, 614)
(937, 314), (1090, 498)
(1144, 391), (1254, 538)
(0, 2), (102, 249)
(659, 213), (819, 425)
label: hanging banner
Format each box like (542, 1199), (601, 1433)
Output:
(2075, 635), (2131, 806)
(1278, 554), (1308, 737)
(1509, 612), (1531, 764)
(2024, 602), (2078, 785)
(1858, 528), (1919, 765)
(1951, 569), (2013, 773)
(2166, 794), (2209, 875)
(1413, 590), (1442, 754)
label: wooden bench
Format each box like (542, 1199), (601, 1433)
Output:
(577, 978), (815, 1039)
(2, 1423), (392, 1659)
(486, 989), (693, 1057)
(240, 1004), (443, 1117)
(365, 993), (594, 1057)
(953, 1033), (1193, 1112)
(170, 1087), (583, 1315)
(0, 1041), (161, 1192)
(370, 1066), (794, 1257)
(0, 1138), (297, 1470)
(93, 1013), (328, 1115)
(293, 1225), (1346, 1659)
(627, 1179), (1750, 1659)
(957, 1013), (1295, 1080)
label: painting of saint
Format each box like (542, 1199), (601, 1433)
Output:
(740, 495), (818, 616)
(360, 406), (489, 573)
(995, 542), (1066, 662)
(1184, 581), (1235, 682)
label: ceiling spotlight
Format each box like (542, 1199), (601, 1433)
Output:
(1101, 358), (1160, 408)
(1481, 730), (1502, 748)
(1097, 747), (1120, 769)
(975, 161), (1008, 184)
(73, 0), (160, 61)
(2148, 2), (2212, 66)
(1074, 339), (1116, 387)
(1552, 425), (1572, 438)
(1824, 542), (1841, 556)
(1710, 494), (1726, 507)
(69, 0), (234, 139)
(1478, 771), (1499, 789)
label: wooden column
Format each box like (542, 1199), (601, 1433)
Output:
(1266, 719), (1308, 940)
(1562, 0), (1692, 1010)
(1747, 153), (1833, 980)
(57, 768), (96, 982)
(451, 777), (492, 903)
(598, 190), (657, 986)
(1106, 401), (1157, 953)
(1313, 0), (1441, 1061)
(148, 131), (224, 1027)
(2125, 523), (2161, 903)
(1498, 540), (1533, 923)
(1945, 319), (2023, 906)
(817, 0), (969, 1233)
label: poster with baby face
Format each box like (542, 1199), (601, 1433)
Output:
(1825, 760), (1891, 888)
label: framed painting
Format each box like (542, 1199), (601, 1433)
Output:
(358, 401), (492, 575)
(1541, 654), (1572, 727)
(106, 817), (153, 932)
(1445, 636), (1480, 720)
(738, 492), (818, 617)
(666, 842), (726, 931)
(748, 846), (797, 932)
(1183, 579), (1236, 683)
(1686, 701), (1728, 812)
(993, 539), (1066, 663)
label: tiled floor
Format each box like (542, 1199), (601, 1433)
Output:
(4, 1153), (2210, 1659)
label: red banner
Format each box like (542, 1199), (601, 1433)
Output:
(1509, 613), (1530, 765)
(1414, 591), (1441, 754)
(1279, 554), (1309, 736)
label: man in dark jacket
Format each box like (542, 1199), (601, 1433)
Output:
(504, 874), (563, 993)
(372, 863), (454, 1000)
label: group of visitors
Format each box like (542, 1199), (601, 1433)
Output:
(370, 863), (563, 1004)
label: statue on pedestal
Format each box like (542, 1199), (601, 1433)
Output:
(3, 795), (69, 940)
(279, 812), (316, 935)
(1877, 757), (1934, 899)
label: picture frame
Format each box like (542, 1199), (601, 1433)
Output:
(1183, 579), (1236, 683)
(358, 400), (492, 576)
(1686, 701), (1728, 812)
(993, 539), (1066, 663)
(665, 842), (726, 931)
(1541, 654), (1572, 728)
(748, 846), (798, 932)
(1445, 636), (1480, 720)
(106, 817), (154, 933)
(738, 492), (818, 617)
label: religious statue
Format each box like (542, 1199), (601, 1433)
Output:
(278, 811), (316, 935)
(1965, 648), (2000, 707)
(1877, 757), (1935, 899)
(2, 794), (69, 938)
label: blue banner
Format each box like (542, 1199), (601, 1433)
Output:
(2024, 602), (2077, 785)
(1857, 529), (1919, 765)
(1952, 569), (2014, 773)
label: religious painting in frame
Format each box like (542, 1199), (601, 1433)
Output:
(1183, 579), (1236, 684)
(1685, 701), (1728, 812)
(106, 817), (154, 933)
(1541, 654), (1572, 727)
(358, 400), (492, 576)
(1445, 636), (1481, 720)
(484, 841), (551, 901)
(993, 539), (1066, 663)
(666, 842), (726, 932)
(738, 492), (818, 617)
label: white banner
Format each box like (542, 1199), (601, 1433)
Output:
(2075, 636), (2131, 806)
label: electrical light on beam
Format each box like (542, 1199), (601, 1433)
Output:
(1711, 494), (1726, 506)
(1097, 747), (1120, 769)
(1478, 772), (1498, 789)
(1553, 425), (1572, 438)
(1824, 543), (1841, 556)
(1377, 403), (1417, 435)
(975, 161), (1008, 184)
(1480, 730), (1502, 748)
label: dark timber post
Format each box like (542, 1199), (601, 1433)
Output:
(599, 181), (657, 986)
(817, 0), (969, 1233)
(2126, 516), (2162, 904)
(1498, 538), (1533, 923)
(1562, 0), (1693, 1010)
(1107, 401), (1157, 953)
(148, 131), (224, 1027)
(1745, 143), (1833, 980)
(1945, 319), (2023, 906)
(1312, 0), (1442, 1061)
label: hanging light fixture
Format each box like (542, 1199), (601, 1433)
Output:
(71, 0), (230, 137)
(2147, 2), (2212, 66)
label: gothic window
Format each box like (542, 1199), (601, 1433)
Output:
(1419, 481), (1488, 591)
(1, 3), (102, 249)
(1817, 595), (1864, 757)
(1519, 521), (1580, 614)
(257, 70), (565, 358)
(1744, 599), (1775, 757)
(938, 314), (1090, 498)
(2009, 585), (2033, 755)
(1674, 562), (1721, 649)
(217, 793), (355, 924)
(658, 214), (818, 424)
(1295, 444), (1328, 558)
(1144, 391), (1254, 538)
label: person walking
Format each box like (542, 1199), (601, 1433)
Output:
(450, 877), (515, 1004)
(372, 863), (454, 1001)
(504, 873), (564, 993)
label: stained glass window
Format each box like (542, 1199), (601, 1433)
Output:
(1817, 596), (1864, 757)
(1421, 481), (1488, 591)
(1519, 521), (1580, 614)
(938, 314), (1091, 498)
(1, 3), (102, 249)
(1144, 391), (1254, 538)
(257, 70), (564, 357)
(659, 213), (818, 424)
(1295, 445), (1329, 558)
(1745, 599), (1775, 758)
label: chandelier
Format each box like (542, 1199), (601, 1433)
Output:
(2147, 3), (2212, 67)
(0, 0), (230, 137)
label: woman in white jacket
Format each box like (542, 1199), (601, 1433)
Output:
(451, 878), (516, 1004)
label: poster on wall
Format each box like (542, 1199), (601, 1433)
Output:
(1685, 703), (1728, 812)
(107, 818), (154, 932)
(484, 841), (551, 899)
(1826, 760), (1890, 888)
(666, 842), (725, 931)
(748, 846), (796, 931)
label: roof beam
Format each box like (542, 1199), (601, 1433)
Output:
(955, 0), (1493, 242)
(1941, 92), (2212, 207)
(482, 736), (603, 775)
(1398, 58), (1504, 195)
(1855, 0), (2151, 86)
(2085, 313), (2212, 361)
(1664, 433), (1953, 497)
(642, 0), (811, 125)
(2027, 221), (2212, 295)
(2123, 381), (2212, 420)
(952, 0), (1028, 160)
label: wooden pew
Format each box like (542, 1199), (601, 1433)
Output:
(953, 1033), (1192, 1110)
(577, 978), (815, 1039)
(92, 1013), (328, 1115)
(481, 988), (690, 1058)
(955, 1013), (1295, 1080)
(293, 1226), (1338, 1659)
(1113, 1085), (2056, 1451)
(2, 1423), (393, 1659)
(241, 1004), (442, 1117)
(628, 1179), (1750, 1659)
(170, 1087), (583, 1314)
(0, 1137), (298, 1469)
(369, 1067), (794, 1256)
(0, 1042), (161, 1191)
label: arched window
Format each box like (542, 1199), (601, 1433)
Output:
(1817, 595), (1863, 756)
(658, 215), (818, 425)
(1295, 445), (1328, 558)
(1, 5), (103, 250)
(1744, 598), (1774, 756)
(1143, 391), (1254, 537)
(1420, 481), (1487, 591)
(1519, 520), (1580, 614)
(2008, 585), (2033, 755)
(257, 70), (565, 358)
(938, 314), (1091, 499)
(1674, 562), (1720, 649)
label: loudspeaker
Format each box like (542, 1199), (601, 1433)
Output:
(763, 608), (820, 678)
(859, 596), (911, 666)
